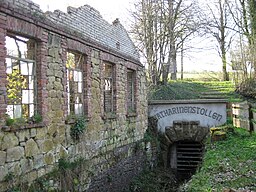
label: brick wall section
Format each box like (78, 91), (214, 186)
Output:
(0, 12), (7, 120)
(0, 1), (149, 191)
(37, 31), (49, 124)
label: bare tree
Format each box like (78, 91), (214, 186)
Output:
(130, 0), (200, 85)
(202, 0), (235, 81)
(228, 0), (256, 78)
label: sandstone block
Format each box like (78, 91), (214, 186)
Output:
(48, 48), (59, 58)
(59, 146), (68, 158)
(48, 76), (56, 84)
(58, 125), (66, 135)
(30, 128), (37, 138)
(0, 166), (8, 181)
(0, 151), (6, 166)
(51, 99), (61, 111)
(26, 170), (37, 183)
(37, 168), (46, 177)
(49, 90), (57, 98)
(55, 110), (64, 118)
(53, 81), (63, 91)
(56, 90), (63, 98)
(47, 124), (58, 136)
(20, 141), (26, 147)
(33, 154), (44, 169)
(36, 128), (47, 140)
(53, 135), (65, 145)
(20, 158), (33, 173)
(49, 63), (60, 71)
(54, 71), (63, 79)
(44, 152), (54, 165)
(16, 130), (29, 142)
(40, 139), (54, 153)
(0, 131), (4, 142)
(1, 134), (19, 150)
(46, 83), (54, 90)
(6, 146), (24, 162)
(8, 161), (22, 176)
(47, 69), (54, 76)
(25, 138), (39, 157)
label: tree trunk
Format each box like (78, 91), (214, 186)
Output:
(181, 39), (184, 80)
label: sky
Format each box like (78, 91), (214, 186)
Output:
(32, 0), (132, 25)
(31, 0), (224, 73)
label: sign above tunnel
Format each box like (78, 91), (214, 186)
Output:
(148, 99), (227, 132)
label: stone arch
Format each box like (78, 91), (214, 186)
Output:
(160, 121), (209, 169)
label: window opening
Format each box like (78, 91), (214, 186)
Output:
(5, 35), (37, 119)
(104, 63), (114, 113)
(66, 52), (84, 115)
(127, 69), (136, 112)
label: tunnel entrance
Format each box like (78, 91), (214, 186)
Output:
(169, 140), (204, 180)
(159, 121), (209, 181)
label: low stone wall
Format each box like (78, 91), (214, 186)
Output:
(88, 143), (147, 192)
(149, 99), (227, 132)
(148, 99), (228, 171)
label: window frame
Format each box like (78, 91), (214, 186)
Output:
(103, 62), (116, 115)
(126, 68), (136, 115)
(66, 51), (85, 116)
(5, 35), (38, 120)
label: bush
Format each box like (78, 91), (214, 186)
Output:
(70, 116), (87, 140)
(236, 78), (256, 99)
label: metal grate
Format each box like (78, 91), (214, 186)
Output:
(176, 141), (204, 179)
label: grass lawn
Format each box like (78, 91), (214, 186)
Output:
(180, 127), (256, 192)
(148, 80), (241, 102)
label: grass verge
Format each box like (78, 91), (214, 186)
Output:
(148, 81), (241, 101)
(180, 127), (256, 192)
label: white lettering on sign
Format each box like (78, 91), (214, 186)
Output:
(154, 106), (222, 122)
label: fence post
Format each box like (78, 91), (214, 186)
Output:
(232, 101), (250, 131)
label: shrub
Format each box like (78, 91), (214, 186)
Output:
(236, 78), (256, 99)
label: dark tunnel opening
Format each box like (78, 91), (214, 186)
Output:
(169, 140), (205, 181)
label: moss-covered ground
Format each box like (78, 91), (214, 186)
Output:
(180, 127), (256, 192)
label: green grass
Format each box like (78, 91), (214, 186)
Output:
(148, 81), (242, 101)
(176, 72), (223, 81)
(149, 81), (203, 100)
(181, 127), (256, 192)
(127, 129), (255, 192)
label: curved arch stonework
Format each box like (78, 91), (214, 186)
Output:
(160, 121), (209, 168)
(149, 100), (227, 169)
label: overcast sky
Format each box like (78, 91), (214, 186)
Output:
(31, 0), (223, 73)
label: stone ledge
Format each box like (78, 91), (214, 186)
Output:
(149, 99), (228, 105)
(1, 122), (45, 132)
(126, 112), (137, 118)
(102, 113), (117, 120)
(65, 118), (89, 125)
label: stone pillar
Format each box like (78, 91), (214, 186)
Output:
(46, 33), (66, 143)
(37, 31), (49, 124)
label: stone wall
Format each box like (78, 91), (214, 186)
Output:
(149, 99), (227, 132)
(0, 1), (149, 191)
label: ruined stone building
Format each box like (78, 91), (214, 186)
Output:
(0, 0), (148, 191)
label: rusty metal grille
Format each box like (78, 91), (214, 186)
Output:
(176, 141), (204, 179)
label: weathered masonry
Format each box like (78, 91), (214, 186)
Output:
(149, 99), (227, 179)
(0, 0), (148, 191)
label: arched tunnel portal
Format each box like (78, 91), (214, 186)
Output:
(160, 121), (209, 180)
